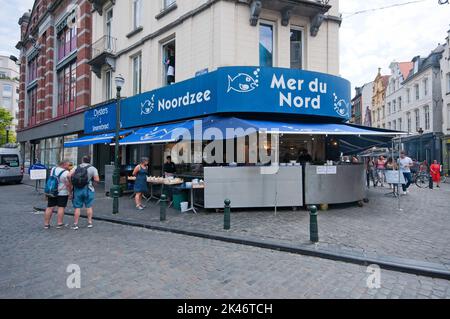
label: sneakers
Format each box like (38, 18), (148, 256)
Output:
(44, 225), (50, 230)
(56, 224), (68, 229)
(87, 223), (93, 229)
(71, 224), (79, 230)
(137, 205), (145, 211)
(402, 191), (407, 195)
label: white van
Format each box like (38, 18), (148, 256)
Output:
(0, 147), (23, 184)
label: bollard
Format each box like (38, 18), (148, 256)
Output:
(429, 174), (434, 190)
(160, 194), (167, 222)
(224, 199), (231, 230)
(309, 205), (319, 243)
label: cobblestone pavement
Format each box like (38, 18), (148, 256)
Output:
(37, 180), (450, 268)
(1, 183), (450, 299)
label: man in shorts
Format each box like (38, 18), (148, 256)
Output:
(70, 156), (100, 230)
(44, 160), (72, 229)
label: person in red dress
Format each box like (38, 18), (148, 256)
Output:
(430, 160), (441, 188)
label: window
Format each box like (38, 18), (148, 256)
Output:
(388, 122), (391, 130)
(3, 97), (12, 109)
(162, 40), (175, 86)
(415, 84), (419, 100)
(290, 28), (303, 69)
(407, 113), (411, 132)
(382, 105), (385, 119)
(2, 84), (12, 97)
(57, 60), (77, 115)
(406, 88), (410, 104)
(377, 109), (380, 122)
(132, 0), (142, 30)
(105, 70), (112, 100)
(446, 73), (450, 94)
(398, 118), (402, 131)
(27, 56), (38, 83)
(57, 25), (77, 61)
(132, 54), (142, 95)
(27, 87), (37, 126)
(398, 97), (402, 110)
(163, 0), (176, 9)
(387, 102), (391, 115)
(415, 109), (420, 131)
(393, 100), (396, 113)
(424, 106), (430, 130)
(105, 8), (113, 50)
(393, 120), (396, 131)
(423, 78), (428, 96)
(259, 23), (274, 67)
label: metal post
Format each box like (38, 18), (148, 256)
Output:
(160, 194), (167, 221)
(111, 86), (122, 215)
(309, 205), (319, 243)
(224, 199), (231, 230)
(6, 129), (9, 144)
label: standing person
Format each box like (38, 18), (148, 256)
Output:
(70, 156), (100, 230)
(385, 157), (397, 190)
(399, 151), (413, 195)
(366, 158), (376, 188)
(163, 156), (177, 177)
(430, 160), (441, 188)
(44, 160), (72, 230)
(133, 157), (149, 211)
(165, 50), (175, 85)
(375, 156), (386, 187)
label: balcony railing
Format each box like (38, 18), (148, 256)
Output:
(91, 35), (117, 59)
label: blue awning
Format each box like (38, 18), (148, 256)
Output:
(118, 121), (196, 145)
(64, 130), (133, 148)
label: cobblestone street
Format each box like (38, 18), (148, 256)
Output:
(1, 183), (450, 299)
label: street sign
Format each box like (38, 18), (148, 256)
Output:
(30, 169), (47, 180)
(385, 170), (406, 185)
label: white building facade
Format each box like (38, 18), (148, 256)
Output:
(440, 29), (450, 173)
(360, 81), (373, 127)
(400, 46), (444, 163)
(0, 55), (20, 134)
(88, 0), (342, 106)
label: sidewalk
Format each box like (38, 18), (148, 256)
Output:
(26, 174), (450, 278)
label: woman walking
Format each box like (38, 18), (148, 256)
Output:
(133, 157), (149, 210)
(430, 160), (441, 188)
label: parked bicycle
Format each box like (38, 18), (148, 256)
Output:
(412, 171), (431, 188)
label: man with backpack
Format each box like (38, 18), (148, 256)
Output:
(70, 156), (100, 230)
(44, 160), (72, 230)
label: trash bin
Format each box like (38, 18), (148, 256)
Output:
(172, 186), (188, 211)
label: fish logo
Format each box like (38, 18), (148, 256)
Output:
(227, 69), (260, 93)
(333, 93), (350, 117)
(141, 95), (155, 115)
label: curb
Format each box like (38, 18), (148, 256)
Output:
(65, 211), (450, 281)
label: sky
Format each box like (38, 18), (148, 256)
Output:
(0, 0), (448, 90)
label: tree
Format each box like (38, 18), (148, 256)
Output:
(0, 107), (15, 145)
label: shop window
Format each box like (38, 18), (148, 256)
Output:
(162, 40), (176, 86)
(290, 28), (303, 69)
(57, 60), (77, 116)
(132, 54), (142, 95)
(259, 23), (274, 67)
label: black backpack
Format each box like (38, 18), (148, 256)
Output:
(72, 165), (91, 189)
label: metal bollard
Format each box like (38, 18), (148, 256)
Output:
(160, 194), (167, 222)
(224, 199), (231, 230)
(309, 205), (319, 243)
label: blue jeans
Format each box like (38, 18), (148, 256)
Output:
(402, 172), (412, 192)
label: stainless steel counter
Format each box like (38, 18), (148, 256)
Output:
(304, 164), (366, 205)
(204, 166), (303, 209)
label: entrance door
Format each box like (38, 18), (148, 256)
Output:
(150, 144), (164, 176)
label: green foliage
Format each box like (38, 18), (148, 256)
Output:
(0, 107), (15, 144)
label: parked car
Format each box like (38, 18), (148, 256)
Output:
(0, 147), (23, 184)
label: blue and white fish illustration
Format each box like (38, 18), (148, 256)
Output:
(227, 73), (258, 93)
(334, 99), (350, 117)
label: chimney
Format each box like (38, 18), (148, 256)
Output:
(18, 10), (31, 41)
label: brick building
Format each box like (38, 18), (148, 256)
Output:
(15, 0), (92, 167)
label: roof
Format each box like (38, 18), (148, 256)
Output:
(398, 62), (413, 80)
(381, 75), (390, 88)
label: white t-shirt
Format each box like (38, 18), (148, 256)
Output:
(167, 65), (175, 76)
(52, 167), (69, 196)
(399, 157), (413, 173)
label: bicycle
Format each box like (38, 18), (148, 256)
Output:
(412, 171), (430, 188)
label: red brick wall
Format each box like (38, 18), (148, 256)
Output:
(17, 0), (92, 131)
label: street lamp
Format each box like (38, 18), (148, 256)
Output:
(111, 74), (125, 215)
(417, 127), (424, 162)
